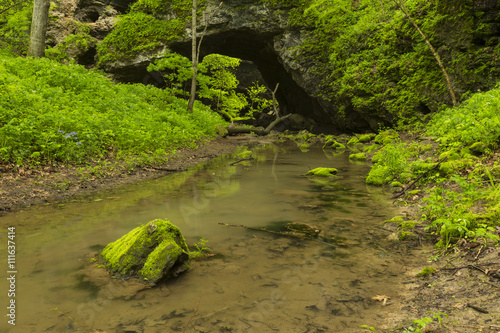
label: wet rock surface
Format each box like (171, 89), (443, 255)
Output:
(100, 219), (190, 284)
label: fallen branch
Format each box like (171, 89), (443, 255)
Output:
(228, 158), (254, 166)
(224, 114), (293, 137)
(218, 222), (331, 245)
(149, 166), (187, 172)
(392, 157), (447, 199)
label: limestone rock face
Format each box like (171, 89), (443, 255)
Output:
(100, 219), (190, 284)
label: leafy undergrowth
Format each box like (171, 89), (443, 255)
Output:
(365, 86), (500, 250)
(0, 50), (227, 167)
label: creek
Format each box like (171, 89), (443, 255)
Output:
(0, 143), (407, 332)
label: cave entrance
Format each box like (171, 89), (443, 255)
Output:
(167, 29), (327, 127)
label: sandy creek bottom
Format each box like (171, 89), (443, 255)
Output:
(1, 145), (409, 333)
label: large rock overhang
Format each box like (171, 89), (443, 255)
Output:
(168, 28), (329, 127)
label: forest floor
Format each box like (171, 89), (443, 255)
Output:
(0, 134), (499, 332)
(384, 204), (500, 333)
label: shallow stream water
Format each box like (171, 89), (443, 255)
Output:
(0, 144), (406, 332)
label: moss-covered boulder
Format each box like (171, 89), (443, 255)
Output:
(349, 152), (367, 161)
(358, 133), (376, 143)
(100, 219), (190, 284)
(306, 167), (338, 177)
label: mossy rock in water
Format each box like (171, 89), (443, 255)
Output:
(100, 219), (190, 284)
(347, 136), (360, 145)
(323, 136), (346, 150)
(358, 133), (376, 143)
(306, 167), (338, 177)
(349, 153), (366, 161)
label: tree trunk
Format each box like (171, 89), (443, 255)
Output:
(187, 0), (197, 113)
(393, 0), (458, 107)
(28, 0), (50, 58)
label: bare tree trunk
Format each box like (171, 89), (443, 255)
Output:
(28, 0), (49, 58)
(268, 83), (280, 119)
(187, 0), (197, 113)
(393, 0), (458, 107)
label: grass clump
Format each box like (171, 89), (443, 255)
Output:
(416, 267), (436, 278)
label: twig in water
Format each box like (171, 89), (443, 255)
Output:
(183, 296), (201, 333)
(51, 307), (74, 322)
(228, 157), (254, 166)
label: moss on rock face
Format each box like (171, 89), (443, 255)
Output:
(349, 152), (366, 161)
(100, 219), (190, 284)
(358, 133), (376, 143)
(306, 167), (338, 177)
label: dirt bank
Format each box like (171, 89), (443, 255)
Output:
(0, 137), (245, 216)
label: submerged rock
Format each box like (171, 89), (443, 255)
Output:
(286, 222), (321, 238)
(100, 219), (190, 284)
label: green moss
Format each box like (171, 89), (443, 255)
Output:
(410, 160), (434, 172)
(385, 216), (405, 223)
(299, 142), (310, 152)
(374, 130), (399, 145)
(400, 172), (413, 182)
(419, 144), (433, 153)
(358, 133), (376, 143)
(347, 137), (360, 145)
(363, 144), (379, 153)
(100, 219), (190, 284)
(306, 167), (338, 177)
(323, 136), (346, 150)
(236, 148), (253, 159)
(399, 231), (416, 241)
(469, 142), (487, 155)
(408, 189), (421, 196)
(439, 158), (475, 175)
(349, 153), (366, 161)
(366, 165), (392, 185)
(97, 12), (186, 66)
(438, 149), (460, 161)
(416, 267), (437, 278)
(391, 181), (403, 187)
(400, 221), (417, 230)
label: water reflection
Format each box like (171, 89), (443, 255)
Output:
(0, 145), (404, 332)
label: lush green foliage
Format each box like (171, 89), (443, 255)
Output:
(46, 22), (94, 64)
(97, 12), (185, 66)
(293, 0), (499, 127)
(149, 53), (256, 121)
(96, 0), (204, 66)
(197, 54), (248, 121)
(426, 85), (500, 152)
(366, 141), (415, 185)
(0, 51), (226, 165)
(0, 0), (32, 54)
